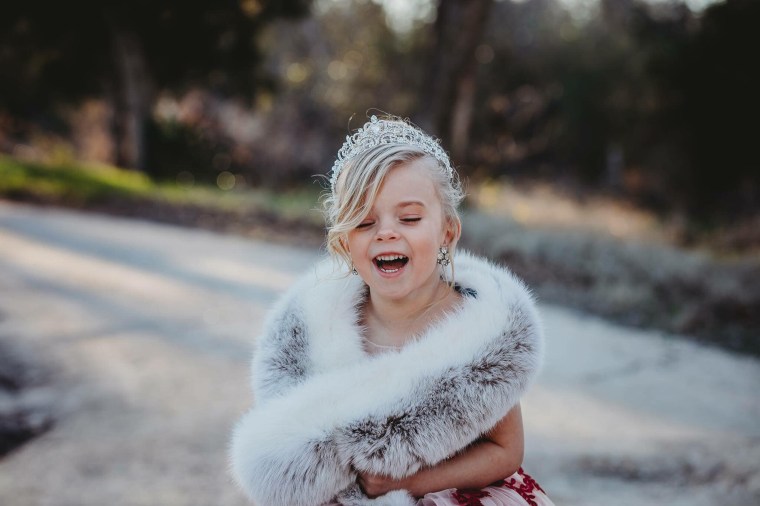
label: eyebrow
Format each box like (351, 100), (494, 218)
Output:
(397, 200), (426, 208)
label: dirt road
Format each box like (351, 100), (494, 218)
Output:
(0, 201), (758, 506)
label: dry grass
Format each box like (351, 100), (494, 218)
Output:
(470, 180), (677, 244)
(462, 181), (760, 355)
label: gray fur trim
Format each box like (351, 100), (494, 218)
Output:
(336, 484), (416, 506)
(253, 301), (311, 400)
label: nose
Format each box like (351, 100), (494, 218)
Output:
(375, 222), (399, 241)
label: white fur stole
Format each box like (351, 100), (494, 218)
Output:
(230, 252), (544, 506)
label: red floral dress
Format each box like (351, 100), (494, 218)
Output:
(415, 468), (554, 506)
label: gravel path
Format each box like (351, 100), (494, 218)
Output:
(0, 201), (758, 506)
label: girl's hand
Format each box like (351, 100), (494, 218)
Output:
(357, 472), (407, 498)
(358, 405), (524, 498)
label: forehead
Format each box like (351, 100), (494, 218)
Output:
(373, 158), (440, 207)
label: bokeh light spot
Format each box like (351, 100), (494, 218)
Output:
(216, 171), (236, 190)
(327, 60), (348, 80)
(286, 63), (309, 84)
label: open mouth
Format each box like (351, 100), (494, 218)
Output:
(373, 254), (409, 273)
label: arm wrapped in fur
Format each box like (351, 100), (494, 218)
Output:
(229, 253), (544, 506)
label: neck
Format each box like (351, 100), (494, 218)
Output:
(365, 279), (454, 344)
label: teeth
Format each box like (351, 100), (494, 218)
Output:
(375, 254), (407, 261)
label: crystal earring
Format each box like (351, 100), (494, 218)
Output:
(437, 246), (450, 266)
(351, 264), (358, 275)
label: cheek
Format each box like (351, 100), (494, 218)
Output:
(345, 233), (367, 257)
(415, 230), (444, 259)
(430, 220), (449, 248)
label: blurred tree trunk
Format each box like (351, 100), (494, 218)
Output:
(420, 0), (493, 163)
(108, 17), (153, 171)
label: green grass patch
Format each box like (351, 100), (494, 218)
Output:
(0, 155), (153, 204)
(0, 155), (322, 224)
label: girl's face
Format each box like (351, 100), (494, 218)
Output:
(346, 158), (454, 304)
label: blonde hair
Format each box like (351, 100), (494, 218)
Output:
(322, 136), (465, 275)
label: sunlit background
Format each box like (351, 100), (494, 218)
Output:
(1, 0), (757, 345)
(0, 1), (758, 505)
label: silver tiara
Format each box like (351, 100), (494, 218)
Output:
(329, 115), (453, 193)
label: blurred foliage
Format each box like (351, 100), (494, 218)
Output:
(0, 0), (312, 170)
(671, 0), (759, 219)
(0, 0), (758, 226)
(467, 0), (758, 221)
(0, 0), (311, 110)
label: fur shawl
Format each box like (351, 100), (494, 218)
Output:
(229, 251), (544, 506)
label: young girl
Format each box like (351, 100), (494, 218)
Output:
(230, 115), (554, 506)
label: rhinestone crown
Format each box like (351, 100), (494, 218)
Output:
(330, 115), (453, 193)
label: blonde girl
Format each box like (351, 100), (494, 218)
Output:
(231, 115), (554, 506)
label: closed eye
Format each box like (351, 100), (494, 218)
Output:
(401, 217), (421, 223)
(356, 221), (374, 229)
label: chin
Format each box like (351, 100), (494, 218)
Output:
(365, 279), (411, 299)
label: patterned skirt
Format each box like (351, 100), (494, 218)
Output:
(416, 468), (554, 506)
(330, 468), (553, 506)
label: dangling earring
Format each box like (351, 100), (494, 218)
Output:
(437, 246), (450, 266)
(351, 264), (358, 275)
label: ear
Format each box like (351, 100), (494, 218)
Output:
(443, 216), (462, 249)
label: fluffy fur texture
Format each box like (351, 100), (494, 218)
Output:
(229, 251), (544, 506)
